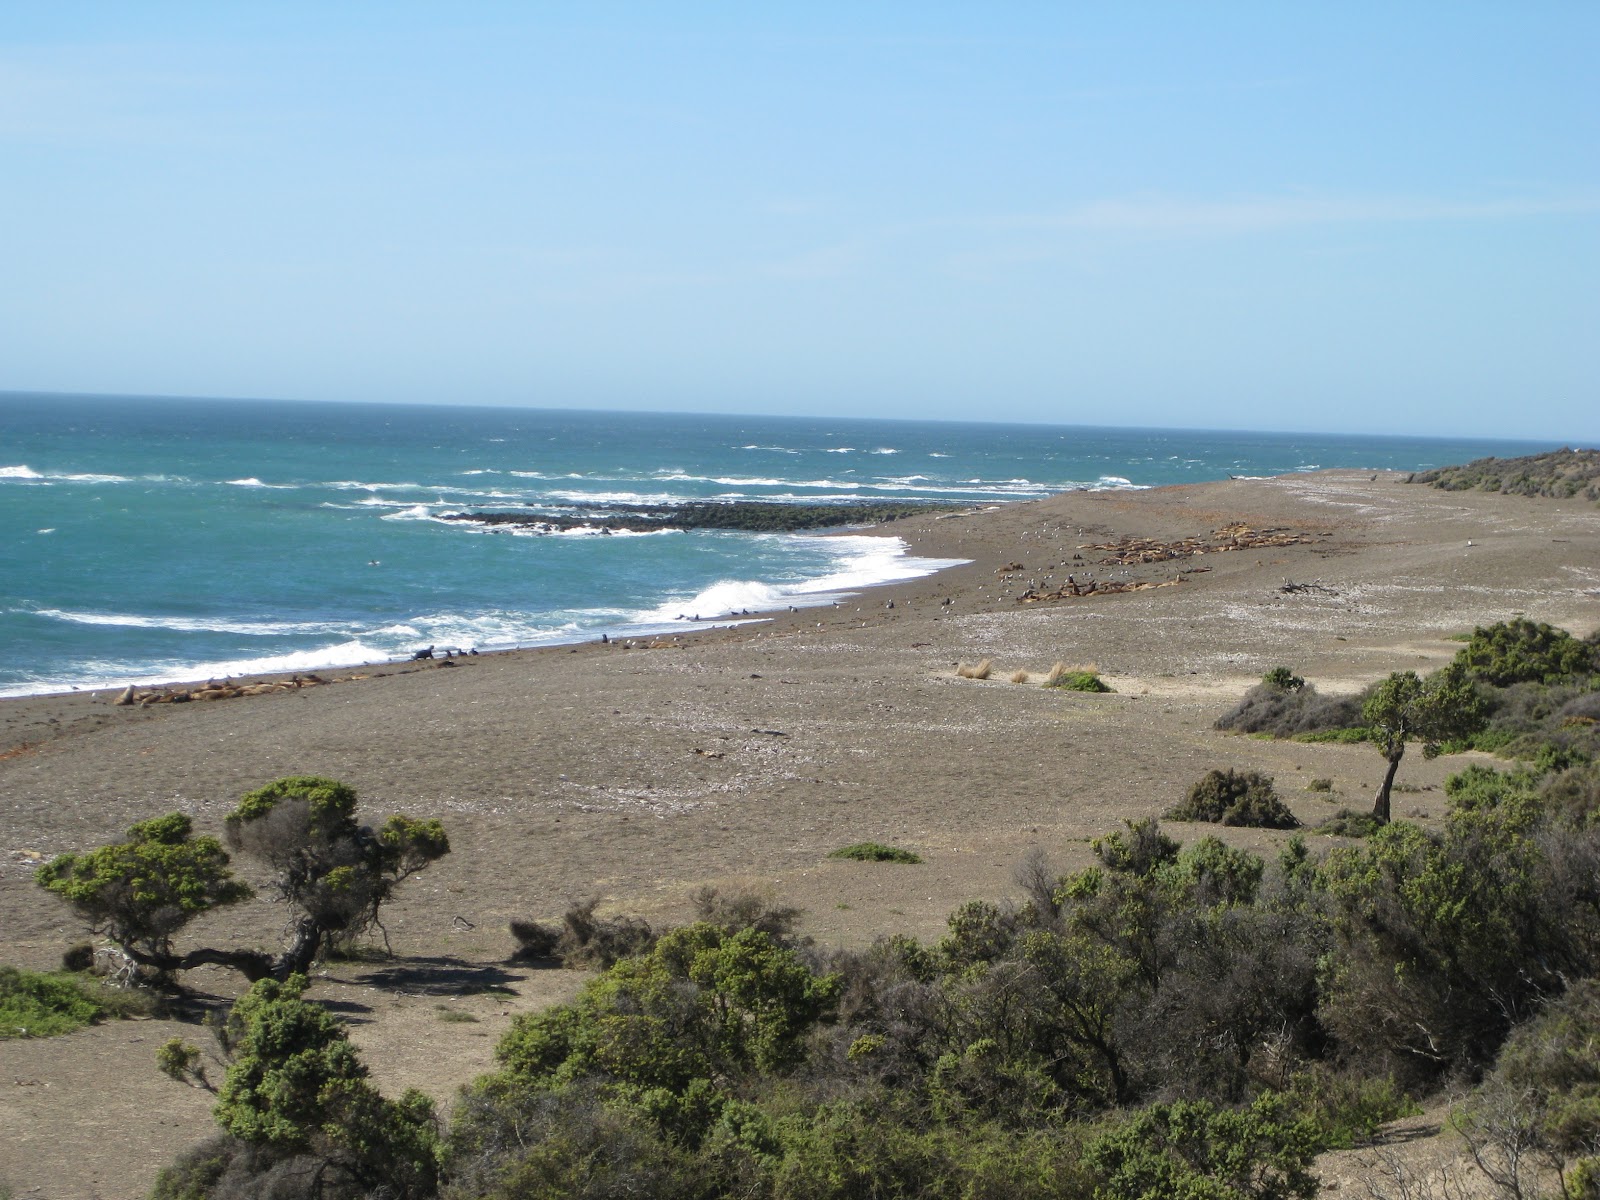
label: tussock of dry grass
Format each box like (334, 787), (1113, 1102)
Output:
(1044, 661), (1068, 686)
(957, 659), (993, 680)
(1010, 669), (1030, 684)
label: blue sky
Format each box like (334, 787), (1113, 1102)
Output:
(2, 4), (1595, 440)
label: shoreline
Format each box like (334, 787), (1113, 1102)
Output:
(0, 524), (979, 707)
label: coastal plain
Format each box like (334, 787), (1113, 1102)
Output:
(3, 469), (1599, 1199)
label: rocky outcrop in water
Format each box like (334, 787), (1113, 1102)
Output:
(440, 499), (966, 535)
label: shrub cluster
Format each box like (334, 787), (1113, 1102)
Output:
(149, 755), (1600, 1198)
(0, 965), (126, 1038)
(1168, 768), (1301, 828)
(1217, 622), (1600, 769)
(138, 681), (1600, 1200)
(1213, 677), (1365, 739)
(1410, 447), (1600, 504)
(828, 842), (922, 864)
(1048, 669), (1112, 693)
(1453, 616), (1599, 686)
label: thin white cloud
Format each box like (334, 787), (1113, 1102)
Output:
(978, 191), (1600, 236)
(0, 50), (220, 145)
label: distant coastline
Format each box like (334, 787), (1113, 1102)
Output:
(1, 393), (1569, 699)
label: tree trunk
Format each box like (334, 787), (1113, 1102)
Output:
(122, 942), (276, 984)
(1372, 750), (1405, 824)
(272, 915), (327, 981)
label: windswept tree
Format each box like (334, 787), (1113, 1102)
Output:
(1362, 665), (1486, 823)
(38, 776), (448, 984)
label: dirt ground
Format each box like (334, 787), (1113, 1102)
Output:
(2, 470), (1597, 1198)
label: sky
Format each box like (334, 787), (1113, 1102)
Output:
(1, 3), (1596, 440)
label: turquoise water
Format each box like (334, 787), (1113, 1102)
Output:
(0, 392), (1556, 697)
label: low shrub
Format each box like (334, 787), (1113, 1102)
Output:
(1314, 809), (1385, 838)
(1307, 778), (1334, 792)
(1284, 1066), (1421, 1149)
(689, 885), (804, 941)
(1083, 1094), (1322, 1200)
(1048, 669), (1112, 693)
(1168, 769), (1300, 829)
(1215, 680), (1365, 738)
(1291, 727), (1370, 744)
(829, 843), (922, 864)
(1262, 667), (1306, 692)
(1457, 978), (1600, 1185)
(0, 964), (147, 1038)
(510, 898), (657, 969)
(1453, 617), (1598, 686)
(1092, 818), (1179, 875)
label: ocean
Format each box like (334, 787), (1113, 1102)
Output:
(0, 392), (1556, 698)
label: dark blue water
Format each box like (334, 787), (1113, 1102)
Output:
(0, 392), (1556, 697)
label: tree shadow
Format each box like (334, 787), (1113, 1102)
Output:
(351, 955), (525, 997)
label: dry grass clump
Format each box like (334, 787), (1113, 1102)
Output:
(956, 659), (993, 680)
(1009, 669), (1030, 684)
(1044, 661), (1069, 686)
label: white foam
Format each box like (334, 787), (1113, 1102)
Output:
(637, 535), (968, 623)
(225, 477), (292, 489)
(151, 640), (393, 682)
(381, 504), (448, 521)
(329, 479), (428, 492)
(0, 464), (43, 479)
(824, 447), (856, 454)
(870, 448), (899, 455)
(37, 608), (346, 636)
(542, 490), (683, 504)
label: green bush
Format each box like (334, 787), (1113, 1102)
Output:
(0, 965), (107, 1038)
(1454, 618), (1599, 686)
(829, 842), (921, 864)
(1284, 1067), (1421, 1148)
(1262, 667), (1305, 692)
(1168, 769), (1301, 829)
(213, 974), (440, 1198)
(1313, 808), (1385, 838)
(1049, 670), (1112, 693)
(37, 777), (449, 986)
(1461, 979), (1600, 1172)
(1083, 1094), (1321, 1199)
(1092, 818), (1180, 876)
